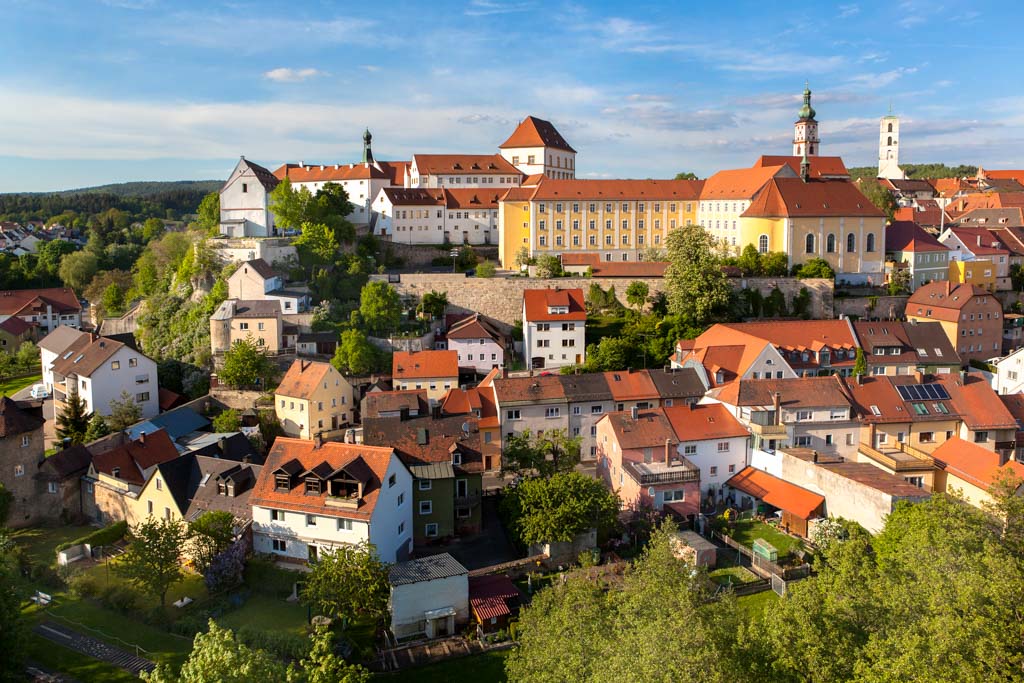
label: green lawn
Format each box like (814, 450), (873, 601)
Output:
(216, 594), (309, 635)
(12, 524), (94, 567)
(721, 520), (803, 557)
(377, 649), (510, 682)
(709, 564), (759, 587)
(736, 589), (779, 618)
(24, 633), (139, 683)
(0, 372), (41, 397)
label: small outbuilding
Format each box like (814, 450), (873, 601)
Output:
(469, 574), (521, 633)
(670, 530), (717, 567)
(388, 553), (469, 640)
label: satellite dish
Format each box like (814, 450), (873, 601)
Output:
(461, 422), (471, 434)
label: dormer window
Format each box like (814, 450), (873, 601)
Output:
(305, 477), (322, 495)
(453, 452), (462, 466)
(275, 473), (290, 491)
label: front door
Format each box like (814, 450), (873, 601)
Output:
(331, 415), (338, 430)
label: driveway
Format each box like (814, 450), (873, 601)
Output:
(419, 495), (519, 570)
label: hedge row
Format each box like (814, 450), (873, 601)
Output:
(56, 520), (128, 552)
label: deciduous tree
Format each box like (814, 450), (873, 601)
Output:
(142, 621), (292, 683)
(664, 224), (731, 327)
(219, 338), (276, 388)
(189, 510), (237, 573)
(58, 250), (99, 292)
(796, 258), (835, 279)
(331, 329), (384, 375)
(301, 541), (389, 624)
(625, 281), (649, 310)
(501, 429), (581, 478)
(499, 471), (619, 547)
(358, 282), (401, 336)
(117, 517), (190, 608)
(294, 222), (339, 265)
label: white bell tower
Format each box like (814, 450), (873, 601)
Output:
(878, 113), (905, 180)
(792, 82), (820, 157)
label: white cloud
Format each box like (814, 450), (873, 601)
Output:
(100, 0), (155, 8)
(847, 67), (918, 88)
(361, 65), (381, 73)
(263, 68), (325, 83)
(838, 4), (860, 18)
(464, 0), (533, 16)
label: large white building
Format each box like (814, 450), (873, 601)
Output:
(372, 187), (501, 246)
(250, 438), (413, 564)
(522, 288), (587, 370)
(219, 158), (281, 238)
(406, 154), (522, 189)
(39, 326), (159, 423)
(499, 116), (577, 180)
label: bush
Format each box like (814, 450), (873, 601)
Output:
(68, 572), (103, 599)
(236, 624), (311, 662)
(56, 521), (127, 552)
(99, 584), (141, 614)
(476, 261), (496, 278)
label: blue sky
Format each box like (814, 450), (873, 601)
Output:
(1, 0), (1021, 192)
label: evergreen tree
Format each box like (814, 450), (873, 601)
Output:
(83, 413), (111, 442)
(55, 388), (91, 445)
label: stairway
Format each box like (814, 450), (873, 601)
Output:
(34, 621), (156, 675)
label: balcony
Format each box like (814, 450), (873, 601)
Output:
(749, 422), (787, 436)
(623, 460), (700, 486)
(324, 495), (360, 510)
(859, 442), (934, 472)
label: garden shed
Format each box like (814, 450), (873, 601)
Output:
(389, 553), (469, 640)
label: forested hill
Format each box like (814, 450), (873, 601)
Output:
(0, 180), (223, 223)
(848, 164), (977, 181)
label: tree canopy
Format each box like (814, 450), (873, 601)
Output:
(500, 471), (619, 547)
(664, 223), (732, 327)
(358, 281), (402, 336)
(219, 338), (276, 389)
(331, 329), (387, 376)
(501, 429), (581, 478)
(301, 541), (390, 624)
(116, 517), (190, 608)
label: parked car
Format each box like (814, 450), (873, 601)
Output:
(29, 384), (49, 399)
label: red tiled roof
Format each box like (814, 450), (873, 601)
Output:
(469, 574), (521, 621)
(274, 162), (390, 182)
(378, 161), (409, 186)
(362, 390), (427, 419)
(413, 154), (521, 177)
(522, 288), (586, 322)
(393, 350), (458, 380)
(886, 221), (948, 253)
(379, 187), (446, 206)
(601, 409), (676, 450)
(0, 287), (80, 316)
(526, 178), (703, 201)
(662, 403), (748, 441)
(560, 253), (668, 277)
(720, 320), (857, 367)
(499, 116), (575, 153)
(492, 375), (565, 403)
(0, 315), (33, 336)
(936, 372), (1017, 430)
(743, 178), (884, 218)
(752, 155), (849, 178)
(440, 386), (482, 416)
(907, 281), (995, 319)
(276, 360), (336, 400)
(91, 429), (179, 485)
(0, 397), (43, 437)
(604, 369), (658, 401)
(700, 165), (790, 200)
(250, 438), (396, 521)
(717, 376), (851, 410)
(893, 201), (951, 228)
(944, 226), (1010, 256)
(932, 436), (1024, 490)
(446, 314), (504, 342)
(842, 375), (958, 424)
(726, 466), (824, 519)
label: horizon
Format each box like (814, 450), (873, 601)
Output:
(2, 0), (1021, 193)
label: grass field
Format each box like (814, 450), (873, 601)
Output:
(736, 589), (780, 617)
(24, 633), (139, 683)
(0, 372), (41, 397)
(721, 519), (803, 557)
(216, 594), (309, 635)
(377, 649), (510, 682)
(12, 525), (94, 567)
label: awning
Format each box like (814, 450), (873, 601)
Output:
(726, 466), (824, 519)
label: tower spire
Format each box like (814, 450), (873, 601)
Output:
(793, 82), (820, 157)
(362, 128), (374, 165)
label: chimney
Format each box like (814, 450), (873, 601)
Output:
(313, 433), (323, 449)
(630, 406), (639, 420)
(664, 438), (672, 467)
(914, 370), (924, 384)
(111, 467), (120, 478)
(773, 392), (781, 423)
(856, 373), (863, 386)
(139, 431), (145, 445)
(218, 436), (228, 455)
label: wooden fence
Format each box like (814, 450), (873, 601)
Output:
(713, 531), (809, 581)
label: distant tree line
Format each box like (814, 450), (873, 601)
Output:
(848, 163), (978, 182)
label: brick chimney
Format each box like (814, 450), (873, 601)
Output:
(773, 392), (782, 424)
(313, 433), (323, 449)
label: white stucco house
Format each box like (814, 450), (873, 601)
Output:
(522, 288), (587, 370)
(249, 438), (413, 564)
(445, 314), (509, 373)
(40, 326), (159, 421)
(389, 553), (469, 639)
(219, 157), (281, 238)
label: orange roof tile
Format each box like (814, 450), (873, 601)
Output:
(907, 281), (996, 320)
(412, 154), (521, 177)
(91, 429), (179, 485)
(936, 372), (1017, 430)
(274, 162), (390, 182)
(527, 178), (702, 201)
(522, 288), (586, 322)
(662, 403), (749, 441)
(492, 375), (565, 403)
(250, 438), (396, 521)
(726, 466), (824, 519)
(743, 178), (885, 218)
(499, 116), (575, 152)
(393, 350), (458, 381)
(932, 437), (1024, 490)
(0, 286), (81, 316)
(604, 369), (658, 401)
(276, 360), (335, 399)
(700, 165), (791, 200)
(752, 155), (849, 179)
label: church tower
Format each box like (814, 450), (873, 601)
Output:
(362, 128), (375, 165)
(878, 113), (905, 179)
(792, 83), (820, 157)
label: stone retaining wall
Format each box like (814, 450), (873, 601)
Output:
(834, 295), (909, 319)
(378, 274), (834, 326)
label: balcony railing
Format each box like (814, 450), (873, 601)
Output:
(749, 422), (787, 436)
(324, 495), (360, 509)
(859, 442), (934, 471)
(635, 468), (701, 486)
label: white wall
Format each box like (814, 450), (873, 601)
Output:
(368, 458), (414, 563)
(995, 347), (1024, 394)
(220, 161), (275, 237)
(449, 337), (504, 372)
(252, 505), (370, 561)
(390, 574), (469, 637)
(523, 316), (585, 370)
(677, 435), (749, 495)
(83, 346), (159, 419)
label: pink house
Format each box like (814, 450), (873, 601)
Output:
(597, 407), (701, 519)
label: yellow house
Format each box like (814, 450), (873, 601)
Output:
(210, 299), (284, 355)
(498, 179), (702, 269)
(948, 258), (997, 292)
(393, 350), (459, 401)
(739, 175), (887, 283)
(932, 436), (1024, 510)
(275, 360), (355, 440)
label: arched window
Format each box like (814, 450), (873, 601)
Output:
(847, 233), (856, 252)
(805, 234), (815, 253)
(887, 136), (893, 146)
(758, 234), (769, 253)
(866, 233), (876, 252)
(888, 123), (893, 133)
(826, 234), (836, 253)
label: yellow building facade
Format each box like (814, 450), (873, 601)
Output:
(498, 179), (701, 269)
(275, 361), (355, 441)
(948, 259), (997, 292)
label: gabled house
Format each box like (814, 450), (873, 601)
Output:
(210, 299), (286, 356)
(852, 320), (960, 376)
(522, 288), (586, 370)
(363, 390), (429, 420)
(0, 287), (81, 335)
(82, 429), (180, 524)
(363, 413), (485, 544)
(250, 437), (413, 563)
(441, 369), (501, 471)
(275, 360), (354, 440)
(0, 316), (33, 349)
(130, 453), (262, 527)
(884, 220), (951, 291)
(41, 327), (159, 424)
(492, 374), (567, 450)
(938, 226), (1010, 290)
(228, 259), (309, 313)
(0, 397), (46, 528)
(445, 314), (511, 373)
(906, 281), (1002, 364)
(392, 350), (459, 402)
(932, 437), (1024, 511)
(219, 157), (280, 238)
